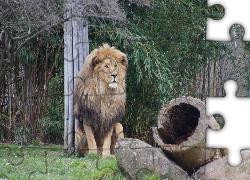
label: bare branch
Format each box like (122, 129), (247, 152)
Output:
(12, 30), (38, 41)
(0, 0), (127, 59)
(14, 16), (70, 57)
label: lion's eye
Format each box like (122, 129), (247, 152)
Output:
(105, 65), (109, 68)
(114, 65), (117, 67)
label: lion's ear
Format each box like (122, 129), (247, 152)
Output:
(121, 56), (128, 68)
(92, 56), (99, 66)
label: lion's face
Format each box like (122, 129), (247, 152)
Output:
(95, 57), (127, 90)
(90, 45), (128, 92)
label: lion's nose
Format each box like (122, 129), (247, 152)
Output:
(111, 74), (117, 80)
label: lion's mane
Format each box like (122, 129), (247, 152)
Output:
(73, 44), (128, 138)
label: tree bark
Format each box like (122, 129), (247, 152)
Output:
(201, 66), (206, 101)
(207, 60), (211, 97)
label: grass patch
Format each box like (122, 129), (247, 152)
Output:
(0, 144), (126, 179)
(0, 144), (161, 180)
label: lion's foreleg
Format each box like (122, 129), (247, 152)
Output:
(83, 122), (97, 154)
(115, 123), (124, 139)
(102, 126), (113, 157)
(110, 123), (124, 155)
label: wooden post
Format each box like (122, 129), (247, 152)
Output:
(72, 13), (89, 149)
(64, 3), (72, 150)
(152, 96), (227, 175)
(64, 1), (89, 151)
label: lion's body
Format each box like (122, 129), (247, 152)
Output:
(74, 44), (127, 156)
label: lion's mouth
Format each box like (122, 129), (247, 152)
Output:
(109, 82), (117, 89)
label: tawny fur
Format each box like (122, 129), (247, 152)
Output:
(74, 44), (127, 156)
(76, 122), (124, 156)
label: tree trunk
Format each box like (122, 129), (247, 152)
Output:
(152, 96), (227, 175)
(8, 70), (12, 142)
(201, 66), (206, 101)
(207, 60), (211, 97)
(213, 59), (217, 97)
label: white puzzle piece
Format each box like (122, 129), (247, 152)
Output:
(207, 0), (250, 41)
(206, 80), (250, 166)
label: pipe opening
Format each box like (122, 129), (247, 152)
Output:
(159, 103), (200, 144)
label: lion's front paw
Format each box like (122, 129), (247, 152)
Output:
(102, 150), (111, 158)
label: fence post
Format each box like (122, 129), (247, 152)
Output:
(64, 1), (89, 152)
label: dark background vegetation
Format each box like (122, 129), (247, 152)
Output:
(1, 0), (249, 146)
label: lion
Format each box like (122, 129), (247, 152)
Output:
(73, 44), (128, 157)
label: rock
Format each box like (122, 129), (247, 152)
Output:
(191, 150), (250, 180)
(115, 138), (190, 180)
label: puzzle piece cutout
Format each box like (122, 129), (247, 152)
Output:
(207, 0), (250, 41)
(206, 80), (250, 166)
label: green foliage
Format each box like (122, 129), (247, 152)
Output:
(207, 4), (225, 20)
(18, 48), (36, 65)
(88, 0), (229, 143)
(142, 173), (162, 180)
(0, 114), (7, 142)
(217, 120), (225, 129)
(39, 73), (64, 144)
(14, 125), (32, 145)
(70, 161), (87, 168)
(32, 140), (40, 146)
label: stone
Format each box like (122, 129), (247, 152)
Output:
(191, 150), (250, 180)
(115, 138), (190, 180)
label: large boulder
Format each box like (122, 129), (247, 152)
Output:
(191, 150), (250, 180)
(115, 138), (190, 180)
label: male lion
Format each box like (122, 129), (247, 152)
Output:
(74, 44), (128, 157)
